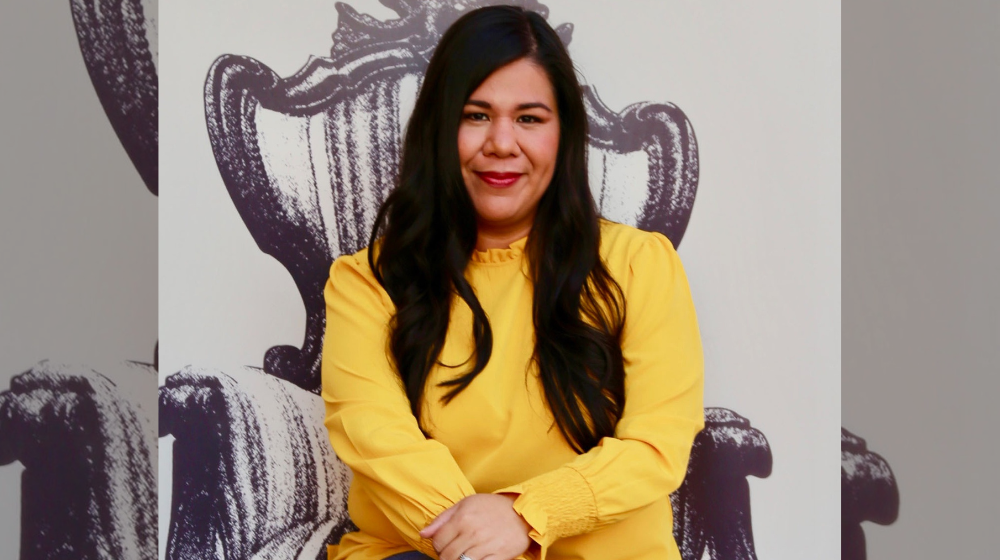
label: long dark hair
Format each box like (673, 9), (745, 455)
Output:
(368, 5), (625, 453)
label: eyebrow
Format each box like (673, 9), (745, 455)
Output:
(465, 99), (554, 113)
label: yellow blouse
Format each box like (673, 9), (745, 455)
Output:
(322, 220), (704, 560)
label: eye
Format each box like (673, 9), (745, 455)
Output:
(517, 114), (543, 124)
(463, 112), (489, 122)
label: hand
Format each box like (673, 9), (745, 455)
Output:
(419, 493), (531, 560)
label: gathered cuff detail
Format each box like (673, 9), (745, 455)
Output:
(495, 466), (598, 555)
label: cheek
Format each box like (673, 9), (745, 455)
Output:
(457, 126), (480, 163)
(527, 132), (561, 176)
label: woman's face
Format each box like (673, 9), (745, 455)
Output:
(458, 58), (560, 243)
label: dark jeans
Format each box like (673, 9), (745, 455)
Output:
(383, 553), (434, 560)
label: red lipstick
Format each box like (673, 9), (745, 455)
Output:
(475, 172), (523, 187)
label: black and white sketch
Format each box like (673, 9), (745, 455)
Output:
(673, 409), (772, 560)
(203, 0), (697, 393)
(160, 1), (771, 559)
(0, 361), (157, 559)
(69, 0), (159, 195)
(160, 366), (354, 560)
(841, 428), (899, 560)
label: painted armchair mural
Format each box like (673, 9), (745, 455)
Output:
(160, 1), (772, 559)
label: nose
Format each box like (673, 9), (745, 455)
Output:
(483, 118), (520, 158)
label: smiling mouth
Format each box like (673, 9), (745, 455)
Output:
(475, 172), (523, 187)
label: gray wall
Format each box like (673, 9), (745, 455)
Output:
(0, 2), (158, 558)
(842, 0), (1000, 557)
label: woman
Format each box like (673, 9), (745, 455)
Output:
(321, 5), (704, 560)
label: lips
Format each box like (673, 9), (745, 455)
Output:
(475, 171), (523, 187)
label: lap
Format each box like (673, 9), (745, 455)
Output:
(382, 552), (435, 560)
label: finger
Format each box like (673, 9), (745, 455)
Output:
(462, 542), (500, 560)
(420, 504), (457, 538)
(467, 535), (528, 560)
(439, 529), (478, 560)
(430, 516), (463, 556)
(465, 533), (529, 560)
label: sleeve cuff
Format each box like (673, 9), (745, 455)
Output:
(495, 465), (598, 549)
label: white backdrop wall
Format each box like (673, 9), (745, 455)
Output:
(159, 1), (840, 558)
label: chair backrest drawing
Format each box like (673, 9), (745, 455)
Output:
(204, 0), (699, 394)
(70, 0), (159, 195)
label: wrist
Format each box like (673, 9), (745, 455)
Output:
(496, 492), (536, 557)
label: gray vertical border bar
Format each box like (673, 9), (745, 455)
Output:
(843, 0), (1000, 557)
(0, 2), (158, 559)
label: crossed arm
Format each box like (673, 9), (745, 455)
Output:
(322, 233), (703, 560)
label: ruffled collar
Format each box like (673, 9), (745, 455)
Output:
(470, 235), (529, 264)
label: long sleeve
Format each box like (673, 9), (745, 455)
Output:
(321, 252), (477, 556)
(495, 232), (705, 553)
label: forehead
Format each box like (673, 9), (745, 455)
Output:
(466, 59), (556, 107)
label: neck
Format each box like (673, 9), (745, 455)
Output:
(475, 224), (532, 251)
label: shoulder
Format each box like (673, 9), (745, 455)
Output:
(325, 245), (395, 313)
(328, 245), (375, 280)
(598, 219), (687, 297)
(599, 219), (678, 267)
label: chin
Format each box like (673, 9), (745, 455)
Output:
(471, 201), (515, 221)
(477, 214), (519, 227)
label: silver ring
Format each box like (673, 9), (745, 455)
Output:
(458, 555), (474, 560)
